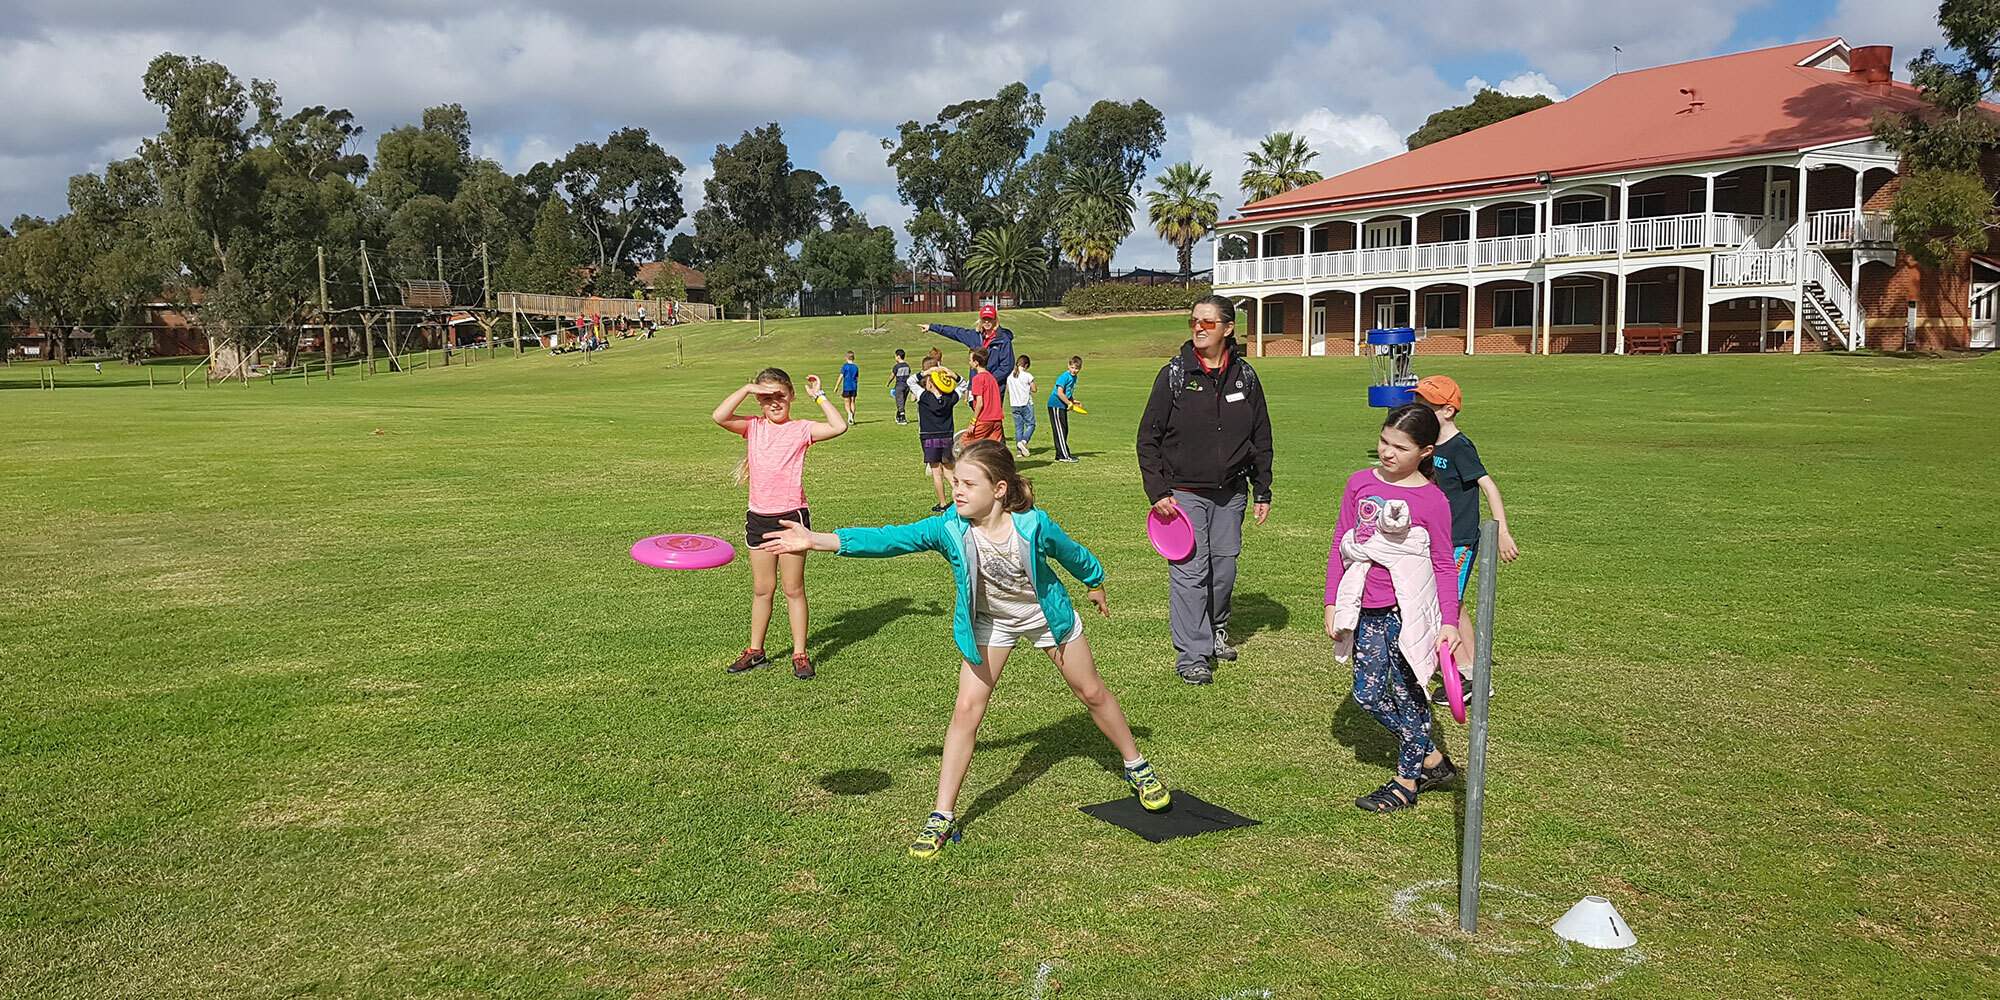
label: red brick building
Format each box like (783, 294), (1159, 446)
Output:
(1213, 38), (1995, 356)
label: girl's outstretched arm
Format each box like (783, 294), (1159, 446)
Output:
(757, 520), (840, 554)
(759, 517), (943, 558)
(803, 376), (848, 441)
(712, 381), (777, 435)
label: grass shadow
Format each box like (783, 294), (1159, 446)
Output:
(911, 711), (1154, 827)
(1330, 692), (1398, 769)
(818, 768), (892, 795)
(1229, 591), (1291, 640)
(808, 596), (944, 664)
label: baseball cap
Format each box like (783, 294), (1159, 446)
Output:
(1413, 375), (1463, 411)
(978, 304), (998, 320)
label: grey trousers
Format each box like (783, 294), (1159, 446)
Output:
(1168, 486), (1247, 672)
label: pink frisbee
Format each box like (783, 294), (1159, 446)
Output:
(630, 533), (736, 570)
(1438, 642), (1467, 723)
(1146, 505), (1195, 562)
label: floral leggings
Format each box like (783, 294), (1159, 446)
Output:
(1352, 607), (1433, 781)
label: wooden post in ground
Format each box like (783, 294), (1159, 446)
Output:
(361, 241), (376, 374)
(318, 245), (333, 378)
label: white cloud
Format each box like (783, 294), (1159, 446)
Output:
(1821, 0), (1945, 79)
(1466, 72), (1566, 100)
(475, 135), (564, 175)
(818, 129), (895, 187)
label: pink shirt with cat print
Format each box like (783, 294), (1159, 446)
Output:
(744, 416), (815, 513)
(1324, 468), (1458, 611)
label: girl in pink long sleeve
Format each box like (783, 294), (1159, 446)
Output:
(1323, 404), (1464, 813)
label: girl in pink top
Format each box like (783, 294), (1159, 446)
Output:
(1323, 404), (1463, 813)
(712, 367), (848, 679)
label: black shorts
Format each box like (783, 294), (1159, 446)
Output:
(921, 435), (954, 465)
(841, 390), (858, 400)
(746, 507), (810, 547)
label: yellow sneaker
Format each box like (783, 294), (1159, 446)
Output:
(907, 811), (960, 860)
(1124, 761), (1171, 812)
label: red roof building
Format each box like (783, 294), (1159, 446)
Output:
(1214, 39), (1996, 355)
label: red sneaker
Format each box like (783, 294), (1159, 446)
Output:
(791, 653), (815, 680)
(727, 648), (769, 674)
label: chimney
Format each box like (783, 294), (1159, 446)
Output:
(1849, 45), (1893, 84)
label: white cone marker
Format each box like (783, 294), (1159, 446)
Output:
(1551, 896), (1638, 949)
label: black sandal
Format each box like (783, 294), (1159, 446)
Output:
(1354, 781), (1419, 813)
(1417, 755), (1459, 793)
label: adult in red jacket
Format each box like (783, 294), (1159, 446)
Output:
(1135, 295), (1274, 685)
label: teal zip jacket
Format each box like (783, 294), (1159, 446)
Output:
(833, 508), (1105, 665)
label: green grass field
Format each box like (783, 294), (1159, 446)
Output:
(3, 313), (1996, 998)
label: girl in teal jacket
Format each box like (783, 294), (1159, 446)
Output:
(757, 440), (1172, 859)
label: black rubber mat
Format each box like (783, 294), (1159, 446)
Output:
(1078, 791), (1261, 843)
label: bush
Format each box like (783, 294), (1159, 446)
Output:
(1060, 281), (1213, 315)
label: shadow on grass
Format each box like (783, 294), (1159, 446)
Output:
(1330, 693), (1398, 769)
(911, 711), (1153, 828)
(808, 596), (944, 665)
(818, 768), (892, 795)
(1230, 591), (1291, 640)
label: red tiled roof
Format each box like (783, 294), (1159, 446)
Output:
(1239, 38), (1931, 220)
(634, 260), (705, 289)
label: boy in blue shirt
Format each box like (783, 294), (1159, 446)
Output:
(839, 352), (860, 421)
(1047, 355), (1082, 463)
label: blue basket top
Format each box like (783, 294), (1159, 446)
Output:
(1367, 383), (1419, 408)
(1365, 327), (1417, 345)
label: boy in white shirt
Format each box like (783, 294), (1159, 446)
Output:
(1006, 355), (1037, 458)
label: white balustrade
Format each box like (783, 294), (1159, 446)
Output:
(1359, 246), (1411, 275)
(1548, 220), (1619, 257)
(1625, 213), (1707, 252)
(1712, 213), (1765, 246)
(1477, 233), (1542, 265)
(1711, 249), (1795, 286)
(1412, 241), (1469, 272)
(1857, 212), (1896, 244)
(1806, 209), (1855, 246)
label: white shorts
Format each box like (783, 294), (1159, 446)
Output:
(974, 610), (1084, 650)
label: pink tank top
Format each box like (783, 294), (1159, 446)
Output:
(745, 416), (814, 513)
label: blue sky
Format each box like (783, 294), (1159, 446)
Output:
(0, 0), (1947, 271)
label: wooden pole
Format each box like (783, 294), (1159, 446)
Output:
(318, 245), (333, 378)
(361, 241), (376, 374)
(481, 242), (495, 359)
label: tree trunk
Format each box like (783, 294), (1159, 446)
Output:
(208, 335), (252, 382)
(1178, 242), (1193, 283)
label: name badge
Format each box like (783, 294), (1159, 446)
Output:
(1225, 391), (1246, 402)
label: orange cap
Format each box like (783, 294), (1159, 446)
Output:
(1414, 375), (1462, 411)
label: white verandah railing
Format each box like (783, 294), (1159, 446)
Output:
(1710, 248), (1796, 286)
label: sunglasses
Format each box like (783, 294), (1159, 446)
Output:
(1189, 318), (1224, 331)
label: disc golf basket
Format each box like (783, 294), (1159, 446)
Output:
(1366, 327), (1418, 407)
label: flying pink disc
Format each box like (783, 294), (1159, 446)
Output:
(630, 533), (736, 570)
(1438, 642), (1467, 724)
(1146, 505), (1194, 562)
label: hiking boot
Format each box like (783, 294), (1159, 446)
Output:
(1124, 761), (1172, 812)
(1177, 663), (1214, 685)
(727, 648), (769, 674)
(908, 811), (961, 860)
(791, 653), (815, 680)
(1213, 630), (1237, 662)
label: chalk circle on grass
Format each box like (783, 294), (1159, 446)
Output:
(1147, 505), (1195, 562)
(629, 533), (736, 570)
(1438, 642), (1467, 723)
(1387, 879), (1645, 992)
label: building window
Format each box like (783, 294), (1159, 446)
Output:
(1439, 213), (1470, 243)
(1493, 287), (1534, 327)
(1424, 291), (1463, 330)
(1624, 280), (1670, 324)
(1552, 283), (1602, 325)
(1495, 206), (1537, 237)
(1556, 196), (1607, 225)
(1628, 192), (1666, 218)
(1311, 227), (1331, 253)
(1263, 300), (1286, 335)
(1363, 219), (1406, 248)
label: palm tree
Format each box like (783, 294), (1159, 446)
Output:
(1146, 161), (1221, 281)
(1240, 131), (1323, 203)
(1057, 200), (1123, 276)
(1057, 164), (1136, 278)
(962, 226), (1050, 299)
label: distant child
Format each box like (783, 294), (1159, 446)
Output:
(961, 349), (1005, 447)
(1412, 376), (1520, 659)
(756, 440), (1171, 859)
(890, 349), (913, 425)
(912, 350), (960, 512)
(711, 368), (849, 680)
(1323, 404), (1463, 814)
(840, 352), (860, 421)
(1047, 355), (1083, 463)
(1007, 354), (1037, 458)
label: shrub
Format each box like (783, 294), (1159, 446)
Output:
(1060, 281), (1213, 315)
